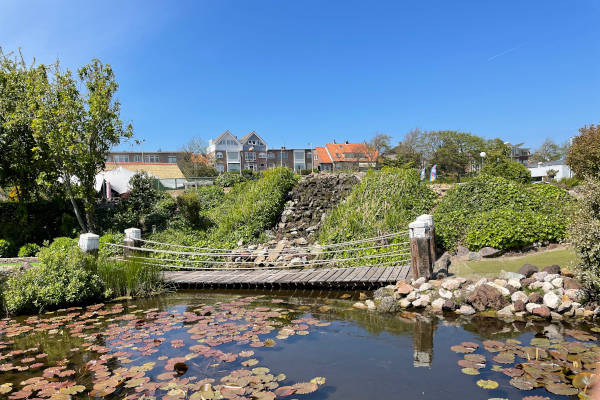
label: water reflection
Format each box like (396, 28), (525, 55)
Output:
(413, 315), (435, 367)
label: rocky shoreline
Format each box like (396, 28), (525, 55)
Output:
(355, 264), (597, 322)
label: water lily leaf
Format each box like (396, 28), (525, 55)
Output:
(572, 372), (596, 388)
(522, 397), (551, 400)
(252, 367), (270, 375)
(451, 345), (475, 354)
(545, 383), (578, 395)
(461, 368), (480, 375)
(0, 383), (12, 394)
(509, 377), (534, 390)
(264, 339), (276, 347)
(242, 359), (259, 367)
(310, 377), (326, 385)
(493, 352), (515, 364)
(274, 386), (296, 397)
(464, 354), (486, 363)
(477, 380), (498, 389)
(502, 368), (524, 377)
(291, 382), (318, 394)
(491, 365), (503, 372)
(252, 391), (276, 400)
(239, 350), (254, 357)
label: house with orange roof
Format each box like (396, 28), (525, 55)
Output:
(314, 141), (377, 171)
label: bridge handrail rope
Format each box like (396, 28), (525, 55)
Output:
(132, 230), (409, 253)
(106, 238), (409, 258)
(137, 257), (409, 271)
(125, 249), (410, 267)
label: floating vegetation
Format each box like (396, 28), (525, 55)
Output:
(451, 327), (600, 397)
(0, 296), (329, 399)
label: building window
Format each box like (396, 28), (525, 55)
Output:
(281, 152), (288, 160)
(216, 164), (225, 173)
(248, 140), (257, 145)
(268, 153), (275, 159)
(113, 155), (129, 163)
(227, 151), (239, 162)
(260, 163), (265, 168)
(168, 156), (177, 163)
(228, 163), (241, 171)
(133, 154), (142, 162)
(216, 152), (224, 159)
(245, 152), (256, 161)
(294, 151), (305, 161)
(258, 152), (267, 158)
(314, 154), (318, 161)
(144, 155), (160, 163)
(269, 163), (275, 168)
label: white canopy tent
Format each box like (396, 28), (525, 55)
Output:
(95, 167), (147, 195)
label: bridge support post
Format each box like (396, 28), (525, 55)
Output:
(79, 233), (99, 257)
(409, 214), (435, 280)
(124, 228), (141, 258)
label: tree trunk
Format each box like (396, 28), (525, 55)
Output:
(65, 180), (87, 232)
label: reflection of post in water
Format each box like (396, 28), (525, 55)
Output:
(413, 315), (435, 367)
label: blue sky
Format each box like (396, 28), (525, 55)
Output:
(2, 1), (599, 152)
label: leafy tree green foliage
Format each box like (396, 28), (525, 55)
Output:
(369, 133), (392, 155)
(382, 129), (423, 168)
(177, 136), (218, 178)
(0, 239), (11, 257)
(0, 50), (56, 202)
(567, 124), (600, 178)
(176, 186), (224, 229)
(434, 176), (574, 251)
(98, 232), (124, 258)
(210, 167), (298, 242)
(319, 168), (437, 243)
(29, 58), (132, 232)
(17, 243), (40, 257)
(3, 237), (104, 314)
(569, 177), (600, 294)
(531, 138), (567, 163)
(481, 159), (531, 183)
(215, 170), (258, 187)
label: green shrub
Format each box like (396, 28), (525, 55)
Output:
(319, 168), (437, 243)
(17, 243), (41, 257)
(434, 176), (574, 251)
(557, 176), (581, 188)
(4, 237), (105, 314)
(481, 159), (531, 183)
(0, 239), (12, 258)
(99, 232), (124, 258)
(215, 170), (258, 187)
(210, 167), (298, 242)
(569, 178), (600, 294)
(176, 186), (224, 229)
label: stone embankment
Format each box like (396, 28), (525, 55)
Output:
(355, 263), (595, 322)
(227, 173), (361, 267)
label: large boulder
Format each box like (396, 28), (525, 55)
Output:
(479, 247), (502, 258)
(376, 296), (398, 313)
(467, 284), (510, 311)
(528, 292), (543, 304)
(518, 264), (538, 277)
(543, 292), (561, 310)
(563, 277), (583, 290)
(532, 306), (551, 318)
(542, 265), (561, 275)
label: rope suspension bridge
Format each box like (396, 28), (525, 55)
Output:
(89, 214), (437, 289)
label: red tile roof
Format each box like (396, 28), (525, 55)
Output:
(315, 147), (332, 163)
(324, 143), (377, 162)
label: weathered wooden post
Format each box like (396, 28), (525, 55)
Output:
(409, 214), (435, 280)
(123, 228), (141, 258)
(78, 233), (99, 257)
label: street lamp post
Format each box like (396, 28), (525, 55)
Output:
(479, 151), (486, 171)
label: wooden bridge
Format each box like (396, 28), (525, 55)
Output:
(162, 264), (411, 288)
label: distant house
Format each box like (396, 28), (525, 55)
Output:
(104, 154), (186, 189)
(528, 160), (573, 182)
(207, 130), (313, 173)
(314, 142), (377, 171)
(505, 142), (531, 165)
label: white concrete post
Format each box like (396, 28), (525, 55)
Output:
(409, 214), (435, 280)
(124, 228), (141, 257)
(79, 233), (99, 256)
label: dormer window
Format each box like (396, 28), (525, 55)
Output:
(248, 140), (258, 145)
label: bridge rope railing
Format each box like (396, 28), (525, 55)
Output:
(106, 229), (411, 271)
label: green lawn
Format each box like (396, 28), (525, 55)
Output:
(450, 247), (578, 278)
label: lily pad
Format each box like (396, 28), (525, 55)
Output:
(477, 380), (499, 389)
(310, 377), (326, 385)
(545, 383), (578, 395)
(509, 377), (534, 390)
(461, 368), (480, 375)
(291, 382), (318, 394)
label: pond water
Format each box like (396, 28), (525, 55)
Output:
(0, 289), (598, 399)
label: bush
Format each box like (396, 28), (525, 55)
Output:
(210, 167), (298, 241)
(569, 178), (600, 294)
(99, 232), (124, 258)
(17, 243), (41, 257)
(0, 239), (12, 258)
(434, 176), (574, 251)
(176, 186), (224, 229)
(481, 158), (531, 183)
(215, 170), (258, 188)
(4, 237), (105, 314)
(557, 176), (581, 188)
(319, 168), (437, 242)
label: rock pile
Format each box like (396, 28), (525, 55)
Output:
(274, 173), (360, 241)
(354, 264), (596, 321)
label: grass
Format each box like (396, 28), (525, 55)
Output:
(96, 258), (166, 298)
(450, 247), (578, 278)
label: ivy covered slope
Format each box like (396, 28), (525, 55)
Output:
(319, 168), (437, 243)
(434, 176), (575, 251)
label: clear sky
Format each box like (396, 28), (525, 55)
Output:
(2, 1), (599, 152)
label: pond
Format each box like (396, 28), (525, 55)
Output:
(0, 289), (598, 399)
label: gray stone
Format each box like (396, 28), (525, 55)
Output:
(418, 282), (432, 292)
(412, 294), (431, 308)
(443, 299), (457, 311)
(413, 277), (427, 286)
(399, 298), (411, 308)
(438, 288), (453, 299)
(550, 312), (563, 321)
(532, 305), (551, 318)
(456, 245), (470, 257)
(533, 271), (548, 281)
(458, 305), (476, 315)
(528, 292), (543, 304)
(541, 282), (554, 292)
(543, 273), (560, 282)
(518, 264), (538, 277)
(557, 301), (573, 313)
(468, 284), (510, 311)
(526, 303), (541, 313)
(513, 300), (526, 312)
(468, 251), (481, 261)
(542, 264), (561, 275)
(434, 252), (451, 275)
(551, 277), (563, 288)
(565, 289), (586, 302)
(486, 282), (510, 296)
(431, 298), (445, 312)
(442, 278), (462, 291)
(501, 271), (525, 280)
(479, 246), (502, 258)
(497, 305), (513, 318)
(373, 287), (394, 300)
(511, 291), (529, 303)
(543, 292), (561, 310)
(376, 296), (398, 313)
(575, 307), (585, 317)
(563, 277), (583, 290)
(353, 302), (368, 310)
(365, 299), (376, 310)
(406, 291), (418, 301)
(507, 278), (522, 289)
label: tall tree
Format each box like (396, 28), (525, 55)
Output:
(383, 128), (423, 168)
(530, 138), (566, 163)
(369, 133), (392, 155)
(30, 59), (133, 232)
(178, 136), (217, 177)
(567, 124), (600, 178)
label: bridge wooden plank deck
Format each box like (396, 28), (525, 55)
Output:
(162, 265), (411, 288)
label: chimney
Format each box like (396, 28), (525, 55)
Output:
(345, 140), (349, 144)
